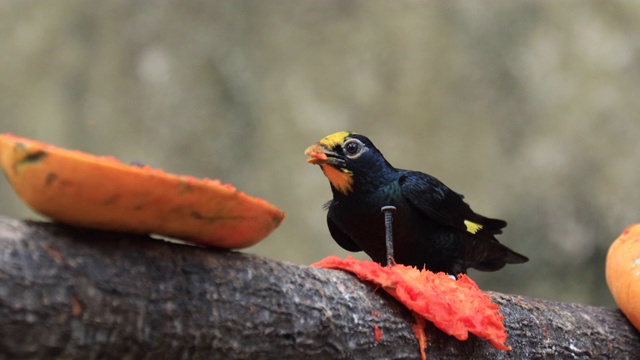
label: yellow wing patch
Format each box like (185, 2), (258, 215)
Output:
(318, 131), (352, 149)
(321, 164), (353, 195)
(464, 220), (483, 234)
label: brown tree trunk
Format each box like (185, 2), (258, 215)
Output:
(0, 216), (637, 359)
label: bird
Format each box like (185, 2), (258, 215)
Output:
(305, 131), (528, 275)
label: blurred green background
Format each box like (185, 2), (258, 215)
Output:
(2, 1), (639, 307)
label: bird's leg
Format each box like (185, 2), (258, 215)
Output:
(381, 206), (397, 266)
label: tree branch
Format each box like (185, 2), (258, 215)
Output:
(0, 216), (637, 359)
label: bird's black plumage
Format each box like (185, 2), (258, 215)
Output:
(306, 131), (528, 275)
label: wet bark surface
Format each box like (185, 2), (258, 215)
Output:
(0, 217), (637, 359)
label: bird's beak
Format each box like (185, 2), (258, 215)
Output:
(305, 143), (329, 165)
(305, 142), (345, 167)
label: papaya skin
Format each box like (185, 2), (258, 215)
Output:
(0, 133), (284, 249)
(606, 224), (640, 331)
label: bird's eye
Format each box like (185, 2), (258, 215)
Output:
(344, 141), (359, 155)
(343, 139), (367, 159)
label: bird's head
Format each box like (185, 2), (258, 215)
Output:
(305, 131), (392, 195)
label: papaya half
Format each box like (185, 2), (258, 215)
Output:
(605, 224), (640, 331)
(0, 133), (284, 249)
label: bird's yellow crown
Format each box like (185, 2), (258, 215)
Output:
(318, 131), (353, 148)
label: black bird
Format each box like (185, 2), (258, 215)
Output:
(305, 131), (528, 275)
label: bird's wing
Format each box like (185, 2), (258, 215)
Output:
(327, 215), (362, 252)
(399, 171), (506, 236)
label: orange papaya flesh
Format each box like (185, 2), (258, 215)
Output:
(411, 314), (428, 360)
(606, 224), (640, 331)
(0, 133), (284, 249)
(312, 256), (511, 354)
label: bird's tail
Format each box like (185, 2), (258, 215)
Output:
(473, 244), (529, 272)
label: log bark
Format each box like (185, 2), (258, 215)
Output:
(0, 216), (637, 359)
